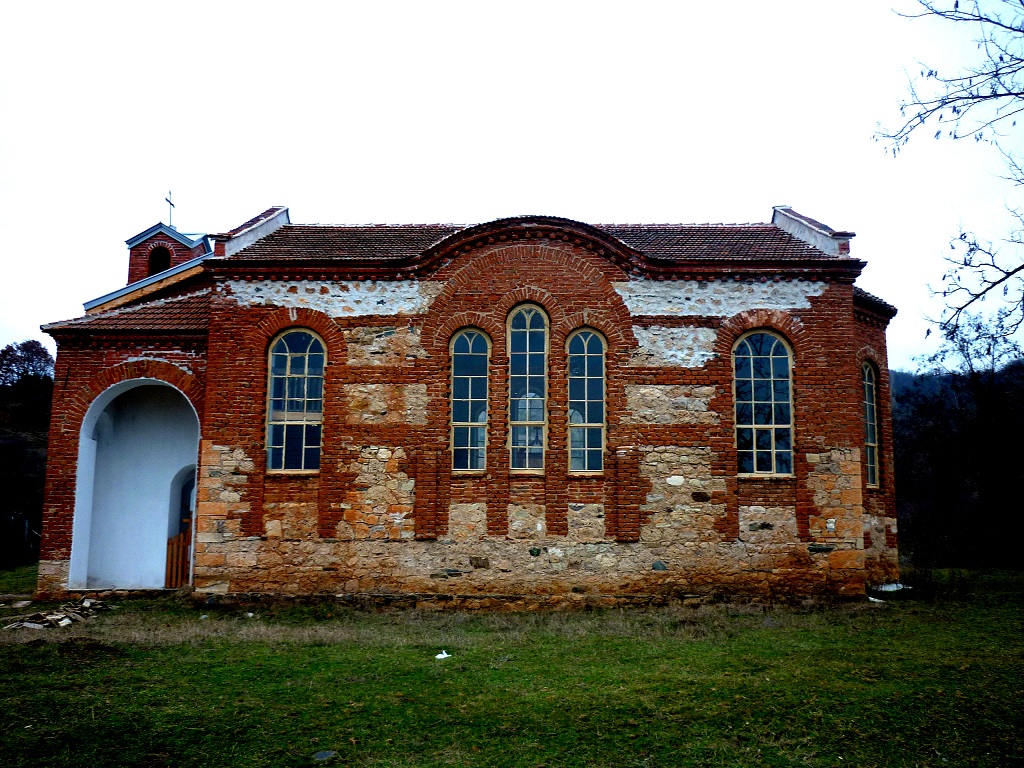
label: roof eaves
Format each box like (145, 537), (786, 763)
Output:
(83, 251), (211, 312)
(125, 223), (207, 249)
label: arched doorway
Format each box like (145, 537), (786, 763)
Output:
(68, 380), (200, 589)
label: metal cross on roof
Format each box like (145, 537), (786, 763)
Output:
(165, 191), (175, 228)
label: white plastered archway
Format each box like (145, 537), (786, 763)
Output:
(68, 378), (200, 589)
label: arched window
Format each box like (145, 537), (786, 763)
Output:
(266, 330), (325, 471)
(862, 363), (880, 487)
(567, 329), (605, 472)
(148, 246), (171, 276)
(733, 331), (793, 475)
(509, 305), (548, 470)
(451, 329), (489, 470)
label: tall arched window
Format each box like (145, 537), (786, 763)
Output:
(509, 305), (548, 470)
(733, 331), (793, 475)
(567, 329), (605, 472)
(451, 329), (489, 470)
(862, 363), (880, 487)
(266, 330), (325, 471)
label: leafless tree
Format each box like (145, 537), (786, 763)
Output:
(881, 0), (1024, 334)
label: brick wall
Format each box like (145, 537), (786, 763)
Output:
(39, 227), (898, 601)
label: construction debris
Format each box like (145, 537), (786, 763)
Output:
(2, 597), (114, 630)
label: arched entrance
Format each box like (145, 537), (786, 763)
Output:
(68, 380), (200, 589)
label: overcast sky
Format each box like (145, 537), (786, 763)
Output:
(1, 1), (1015, 370)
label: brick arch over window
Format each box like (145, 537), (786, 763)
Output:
(248, 307), (346, 359)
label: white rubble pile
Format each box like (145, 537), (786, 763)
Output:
(2, 597), (114, 630)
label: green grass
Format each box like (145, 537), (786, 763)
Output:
(1, 571), (1022, 768)
(0, 562), (37, 594)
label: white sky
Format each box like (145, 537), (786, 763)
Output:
(1, 1), (1016, 370)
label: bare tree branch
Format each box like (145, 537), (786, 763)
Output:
(880, 1), (1024, 334)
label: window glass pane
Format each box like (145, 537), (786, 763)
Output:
(569, 355), (585, 376)
(755, 428), (772, 450)
(307, 378), (323, 400)
(527, 447), (543, 468)
(736, 402), (753, 425)
(587, 355), (603, 377)
(466, 354), (487, 377)
(569, 335), (585, 355)
(269, 424), (284, 447)
(285, 332), (313, 353)
(773, 380), (790, 401)
(756, 451), (773, 472)
(304, 448), (320, 470)
(753, 356), (772, 379)
(453, 448), (469, 469)
(307, 353), (324, 376)
(453, 401), (469, 423)
(754, 403), (773, 425)
(469, 426), (486, 448)
(290, 354), (306, 376)
(528, 354), (545, 374)
(511, 447), (526, 467)
(453, 426), (469, 448)
(511, 426), (527, 446)
(470, 377), (487, 399)
(528, 398), (544, 422)
(588, 401), (604, 424)
(736, 380), (752, 402)
(586, 427), (602, 449)
(527, 426), (544, 446)
(772, 356), (789, 378)
(737, 428), (753, 450)
(569, 406), (585, 424)
(268, 447), (283, 469)
(570, 428), (585, 448)
(773, 403), (790, 424)
(775, 451), (792, 475)
(510, 332), (527, 353)
(735, 356), (751, 379)
(569, 379), (585, 400)
(452, 377), (469, 400)
(587, 378), (602, 400)
(284, 425), (304, 469)
(528, 331), (545, 352)
(587, 450), (603, 471)
(470, 401), (487, 422)
(738, 451), (754, 473)
(775, 428), (791, 451)
(570, 450), (585, 471)
(753, 380), (771, 402)
(271, 354), (288, 375)
(288, 378), (305, 399)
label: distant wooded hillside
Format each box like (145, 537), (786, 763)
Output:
(0, 341), (53, 569)
(892, 360), (1024, 567)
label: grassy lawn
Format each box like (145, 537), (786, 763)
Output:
(0, 563), (38, 595)
(1, 572), (1021, 768)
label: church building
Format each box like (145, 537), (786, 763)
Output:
(37, 205), (898, 604)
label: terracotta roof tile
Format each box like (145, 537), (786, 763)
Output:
(225, 221), (834, 263)
(44, 290), (210, 333)
(854, 286), (898, 318)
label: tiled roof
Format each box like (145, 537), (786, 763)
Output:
(603, 224), (830, 260)
(225, 225), (461, 261)
(44, 290), (210, 333)
(224, 221), (836, 263)
(853, 286), (898, 318)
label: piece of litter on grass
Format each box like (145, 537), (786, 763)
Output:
(12, 600), (32, 609)
(245, 612), (254, 618)
(313, 750), (337, 762)
(868, 596), (885, 603)
(435, 650), (451, 659)
(200, 615), (209, 620)
(877, 582), (911, 592)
